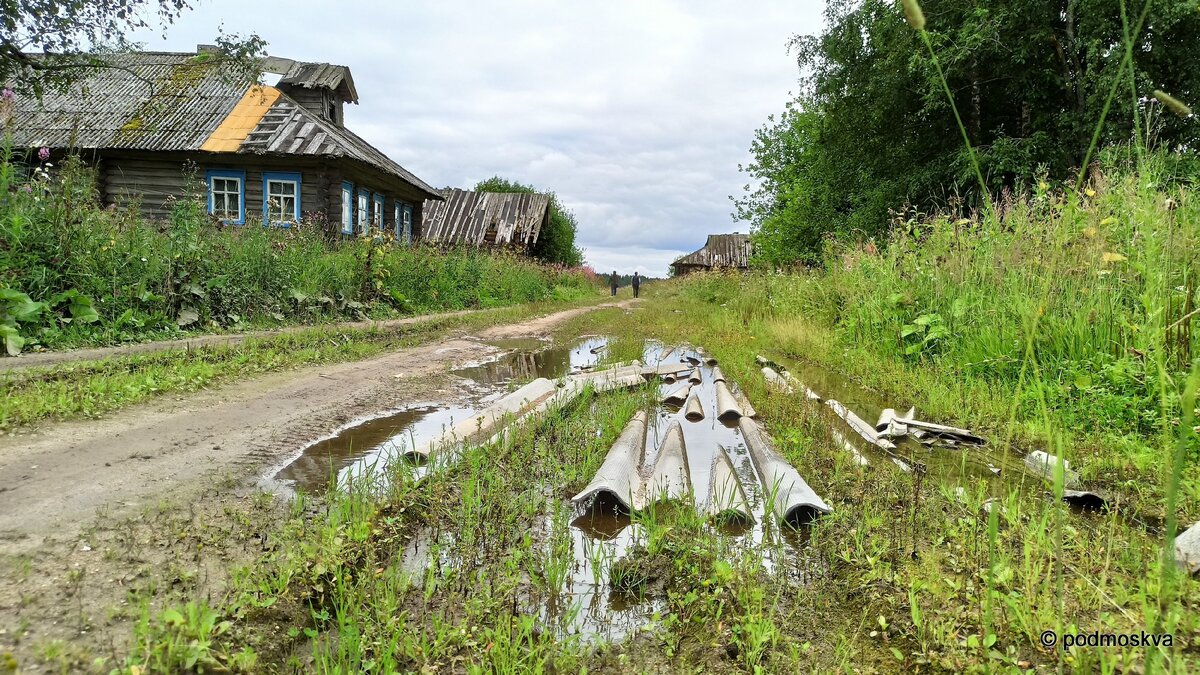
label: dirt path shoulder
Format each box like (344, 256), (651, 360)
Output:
(0, 306), (502, 374)
(0, 300), (634, 554)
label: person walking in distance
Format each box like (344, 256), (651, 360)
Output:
(632, 271), (641, 298)
(610, 270), (619, 297)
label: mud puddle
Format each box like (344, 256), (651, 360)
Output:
(266, 336), (610, 494)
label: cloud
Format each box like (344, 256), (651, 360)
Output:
(132, 0), (826, 275)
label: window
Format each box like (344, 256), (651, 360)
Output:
(401, 204), (413, 244)
(340, 181), (354, 234)
(394, 201), (402, 240)
(263, 172), (301, 226)
(372, 193), (384, 232)
(356, 189), (369, 235)
(205, 169), (245, 225)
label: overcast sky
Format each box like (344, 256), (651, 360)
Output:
(133, 1), (826, 276)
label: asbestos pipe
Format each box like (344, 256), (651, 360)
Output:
(1023, 450), (1081, 489)
(706, 447), (753, 524)
(714, 380), (742, 421)
(638, 420), (692, 507)
(687, 367), (703, 385)
(829, 427), (870, 467)
(571, 411), (648, 512)
(785, 372), (822, 401)
(684, 390), (705, 421)
(761, 366), (794, 393)
(897, 416), (985, 446)
(825, 399), (897, 450)
(711, 366), (726, 383)
(875, 408), (909, 439)
(1176, 521), (1200, 576)
(407, 377), (558, 462)
(641, 363), (692, 380)
(740, 417), (831, 525)
(732, 386), (757, 419)
(663, 382), (693, 406)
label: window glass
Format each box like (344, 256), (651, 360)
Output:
(357, 191), (369, 234)
(341, 182), (353, 233)
(265, 179), (298, 224)
(205, 169), (245, 224)
(211, 177), (241, 220)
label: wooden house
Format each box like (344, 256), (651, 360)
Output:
(671, 233), (752, 275)
(421, 189), (550, 254)
(9, 48), (440, 240)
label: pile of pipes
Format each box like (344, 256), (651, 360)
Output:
(404, 361), (650, 467)
(573, 353), (830, 527)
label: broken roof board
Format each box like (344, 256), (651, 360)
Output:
(421, 189), (551, 247)
(672, 233), (752, 270)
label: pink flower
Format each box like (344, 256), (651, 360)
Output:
(38, 147), (50, 162)
(2, 89), (12, 100)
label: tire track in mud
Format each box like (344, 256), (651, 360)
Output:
(0, 301), (637, 555)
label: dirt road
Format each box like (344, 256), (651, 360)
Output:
(0, 301), (634, 555)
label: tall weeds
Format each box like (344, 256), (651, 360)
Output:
(0, 153), (595, 352)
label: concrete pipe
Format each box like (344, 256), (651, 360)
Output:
(684, 390), (705, 421)
(706, 447), (753, 524)
(714, 380), (743, 421)
(639, 419), (692, 507)
(663, 382), (693, 406)
(739, 417), (831, 526)
(571, 411), (649, 512)
(687, 367), (703, 384)
(711, 366), (726, 383)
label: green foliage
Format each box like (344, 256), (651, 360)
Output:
(0, 0), (266, 96)
(473, 176), (584, 267)
(737, 0), (1200, 264)
(0, 152), (594, 354)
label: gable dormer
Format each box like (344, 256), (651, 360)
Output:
(266, 58), (358, 127)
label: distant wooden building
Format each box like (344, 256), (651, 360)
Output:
(671, 233), (752, 275)
(421, 189), (550, 254)
(9, 48), (441, 239)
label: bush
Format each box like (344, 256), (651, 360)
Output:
(0, 150), (597, 353)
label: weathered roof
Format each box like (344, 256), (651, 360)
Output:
(277, 62), (357, 103)
(10, 52), (244, 151)
(672, 233), (752, 270)
(240, 94), (438, 197)
(421, 189), (551, 247)
(9, 50), (436, 197)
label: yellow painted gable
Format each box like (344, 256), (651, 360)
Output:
(200, 85), (282, 153)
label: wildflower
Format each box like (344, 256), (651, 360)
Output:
(901, 0), (925, 30)
(38, 147), (49, 162)
(1102, 252), (1127, 263)
(2, 88), (12, 100)
(1153, 90), (1193, 118)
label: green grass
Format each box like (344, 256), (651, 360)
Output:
(0, 295), (604, 430)
(0, 152), (598, 355)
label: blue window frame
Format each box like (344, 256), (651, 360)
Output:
(340, 181), (354, 234)
(262, 171), (302, 227)
(205, 169), (245, 225)
(372, 193), (384, 232)
(401, 204), (413, 244)
(356, 188), (370, 235)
